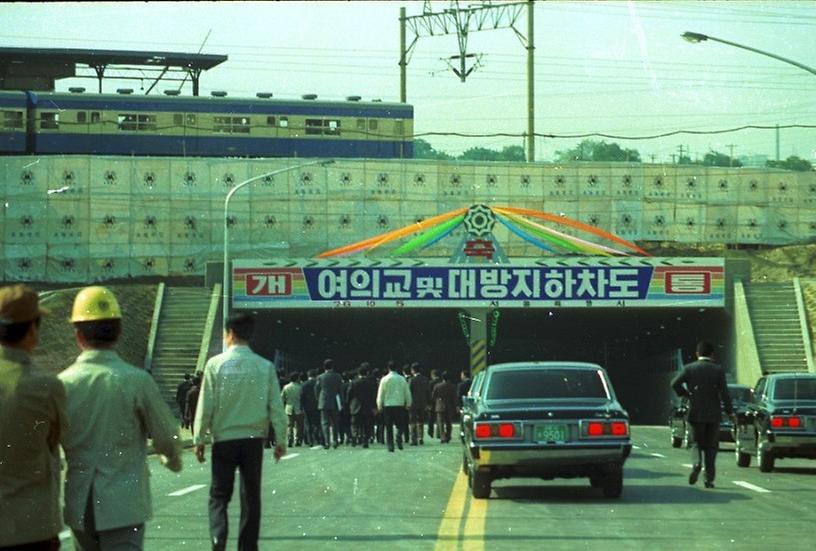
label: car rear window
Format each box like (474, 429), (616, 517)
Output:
(486, 368), (609, 400)
(774, 378), (816, 400)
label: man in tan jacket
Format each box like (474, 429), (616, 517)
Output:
(59, 286), (182, 550)
(0, 285), (65, 550)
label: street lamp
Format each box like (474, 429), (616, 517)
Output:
(222, 159), (335, 343)
(682, 31), (816, 76)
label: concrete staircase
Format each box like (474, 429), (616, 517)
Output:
(149, 286), (220, 415)
(745, 282), (810, 374)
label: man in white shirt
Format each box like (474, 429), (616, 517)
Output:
(194, 313), (287, 551)
(281, 372), (304, 447)
(376, 361), (412, 452)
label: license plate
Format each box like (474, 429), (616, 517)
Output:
(535, 424), (567, 442)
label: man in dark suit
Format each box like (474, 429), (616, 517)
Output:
(409, 363), (430, 446)
(431, 371), (458, 443)
(348, 363), (377, 448)
(315, 359), (344, 449)
(671, 341), (734, 488)
(300, 369), (321, 446)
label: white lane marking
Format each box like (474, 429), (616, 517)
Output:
(650, 452), (667, 458)
(632, 445), (641, 450)
(310, 445), (323, 450)
(168, 484), (207, 497)
(59, 530), (71, 541)
(733, 481), (771, 494)
(281, 453), (300, 460)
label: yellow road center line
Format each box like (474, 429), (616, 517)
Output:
(435, 470), (470, 551)
(462, 493), (487, 551)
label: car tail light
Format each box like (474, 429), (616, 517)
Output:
(770, 415), (804, 429)
(474, 422), (520, 440)
(498, 423), (515, 438)
(611, 421), (629, 436)
(475, 423), (492, 439)
(582, 419), (629, 438)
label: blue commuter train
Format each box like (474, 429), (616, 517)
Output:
(0, 90), (413, 158)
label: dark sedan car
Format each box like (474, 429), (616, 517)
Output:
(735, 373), (816, 472)
(670, 383), (752, 448)
(460, 362), (631, 499)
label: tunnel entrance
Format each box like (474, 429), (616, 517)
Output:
(252, 306), (730, 424)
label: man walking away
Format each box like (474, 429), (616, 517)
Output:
(281, 372), (304, 447)
(176, 373), (193, 428)
(59, 286), (182, 550)
(409, 363), (430, 446)
(348, 363), (377, 448)
(315, 359), (343, 449)
(194, 313), (287, 551)
(377, 361), (412, 452)
(300, 369), (321, 446)
(186, 373), (203, 436)
(671, 341), (734, 489)
(0, 284), (66, 551)
(432, 371), (458, 443)
(427, 369), (441, 439)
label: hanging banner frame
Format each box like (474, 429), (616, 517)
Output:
(231, 257), (724, 309)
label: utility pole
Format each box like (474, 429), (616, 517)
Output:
(776, 124), (780, 161)
(677, 145), (685, 163)
(671, 153), (677, 164)
(399, 1), (534, 160)
(726, 144), (736, 167)
(649, 154), (656, 164)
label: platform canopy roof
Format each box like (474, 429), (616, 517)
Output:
(0, 46), (228, 94)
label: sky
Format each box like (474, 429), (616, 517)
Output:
(2, 1), (815, 163)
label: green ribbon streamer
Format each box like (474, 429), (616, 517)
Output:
(391, 214), (465, 257)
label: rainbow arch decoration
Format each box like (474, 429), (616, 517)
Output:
(317, 204), (649, 259)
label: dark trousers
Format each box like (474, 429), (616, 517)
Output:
(690, 421), (719, 482)
(1, 539), (60, 551)
(352, 412), (373, 445)
(383, 406), (406, 450)
(409, 408), (425, 444)
(304, 408), (321, 445)
(436, 410), (454, 442)
(209, 438), (264, 551)
(320, 409), (340, 446)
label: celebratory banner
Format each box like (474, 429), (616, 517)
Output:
(232, 258), (724, 309)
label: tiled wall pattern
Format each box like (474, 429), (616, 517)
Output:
(1, 156), (814, 282)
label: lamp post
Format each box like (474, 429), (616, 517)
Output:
(682, 31), (816, 76)
(222, 159), (334, 343)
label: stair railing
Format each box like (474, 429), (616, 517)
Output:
(197, 283), (222, 374)
(793, 278), (815, 373)
(144, 282), (166, 373)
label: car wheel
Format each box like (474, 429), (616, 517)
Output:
(671, 435), (682, 448)
(601, 467), (623, 498)
(471, 470), (491, 499)
(758, 444), (775, 473)
(735, 434), (751, 468)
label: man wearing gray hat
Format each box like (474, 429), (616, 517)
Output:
(0, 284), (66, 550)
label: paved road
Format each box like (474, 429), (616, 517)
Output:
(57, 426), (816, 550)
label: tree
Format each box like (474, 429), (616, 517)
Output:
(413, 138), (454, 160)
(702, 150), (742, 167)
(459, 147), (501, 162)
(766, 155), (814, 172)
(554, 139), (641, 162)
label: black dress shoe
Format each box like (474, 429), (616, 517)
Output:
(388, 447), (395, 452)
(689, 465), (701, 485)
(704, 481), (715, 489)
(397, 442), (403, 450)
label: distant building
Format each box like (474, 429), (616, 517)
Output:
(739, 154), (770, 168)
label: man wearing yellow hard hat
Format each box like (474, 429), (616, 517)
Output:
(58, 286), (182, 550)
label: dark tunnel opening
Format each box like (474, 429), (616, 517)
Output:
(251, 307), (731, 425)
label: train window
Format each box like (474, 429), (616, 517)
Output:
(40, 112), (59, 129)
(305, 119), (323, 135)
(186, 114), (196, 126)
(266, 116), (276, 126)
(173, 114), (183, 126)
(117, 114), (156, 131)
(356, 119), (366, 131)
(3, 111), (24, 129)
(368, 119), (378, 131)
(214, 116), (231, 133)
(326, 119), (341, 135)
(214, 116), (251, 133)
(278, 117), (288, 128)
(77, 112), (87, 124)
(234, 117), (251, 134)
(91, 112), (100, 123)
(394, 120), (404, 136)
